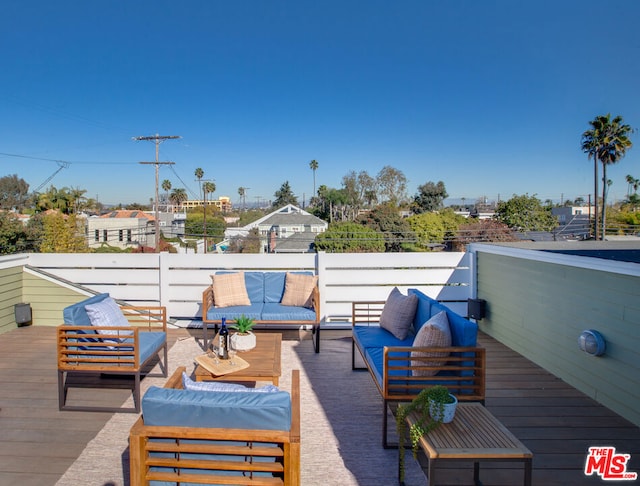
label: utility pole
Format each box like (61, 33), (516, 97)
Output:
(134, 134), (180, 251)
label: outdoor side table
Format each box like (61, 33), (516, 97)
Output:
(403, 402), (533, 486)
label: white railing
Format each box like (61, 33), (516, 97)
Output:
(24, 251), (473, 323)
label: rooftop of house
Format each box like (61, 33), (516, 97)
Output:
(99, 210), (154, 220)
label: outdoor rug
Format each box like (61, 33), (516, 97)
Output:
(55, 335), (426, 485)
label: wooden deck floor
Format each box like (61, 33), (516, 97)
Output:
(0, 325), (638, 485)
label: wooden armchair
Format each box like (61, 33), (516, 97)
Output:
(129, 367), (301, 485)
(57, 294), (168, 413)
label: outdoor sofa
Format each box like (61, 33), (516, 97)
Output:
(129, 366), (301, 485)
(57, 292), (168, 413)
(202, 270), (321, 352)
(352, 288), (486, 447)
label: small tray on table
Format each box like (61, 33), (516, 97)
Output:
(194, 353), (250, 376)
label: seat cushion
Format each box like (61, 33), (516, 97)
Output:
(138, 332), (166, 363)
(206, 303), (263, 321)
(379, 287), (418, 340)
(261, 303), (316, 321)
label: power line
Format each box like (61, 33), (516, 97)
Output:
(0, 151), (134, 165)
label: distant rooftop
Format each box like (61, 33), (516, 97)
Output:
(488, 240), (640, 264)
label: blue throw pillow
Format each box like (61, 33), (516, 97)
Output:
(182, 372), (280, 393)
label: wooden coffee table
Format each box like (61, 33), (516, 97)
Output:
(403, 402), (533, 486)
(194, 333), (282, 386)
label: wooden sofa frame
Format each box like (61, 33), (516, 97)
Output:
(202, 284), (321, 353)
(129, 366), (301, 486)
(351, 300), (486, 448)
(57, 305), (168, 413)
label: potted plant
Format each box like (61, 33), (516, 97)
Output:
(229, 315), (257, 351)
(396, 385), (458, 484)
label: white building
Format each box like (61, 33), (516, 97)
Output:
(86, 210), (153, 249)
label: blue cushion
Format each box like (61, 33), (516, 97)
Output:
(445, 310), (478, 347)
(244, 272), (265, 303)
(409, 288), (435, 334)
(206, 303), (263, 321)
(363, 346), (412, 387)
(353, 325), (415, 349)
(182, 372), (279, 393)
(74, 332), (164, 366)
(353, 325), (415, 388)
(142, 386), (292, 431)
(138, 332), (166, 363)
(263, 272), (286, 303)
(63, 293), (110, 326)
(261, 303), (316, 321)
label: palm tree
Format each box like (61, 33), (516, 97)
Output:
(625, 174), (639, 197)
(169, 188), (188, 210)
(582, 117), (606, 239)
(202, 181), (216, 253)
(161, 179), (172, 211)
(203, 181), (216, 204)
(69, 186), (87, 214)
(309, 159), (319, 198)
(194, 167), (204, 202)
(582, 114), (633, 239)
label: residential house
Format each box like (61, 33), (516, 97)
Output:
(157, 211), (186, 239)
(225, 204), (328, 253)
(86, 210), (154, 250)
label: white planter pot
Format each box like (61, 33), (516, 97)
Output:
(230, 331), (256, 351)
(429, 394), (458, 423)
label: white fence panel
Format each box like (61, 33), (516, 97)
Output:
(318, 252), (472, 323)
(24, 251), (473, 323)
(320, 268), (470, 286)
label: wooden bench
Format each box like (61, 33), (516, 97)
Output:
(202, 271), (321, 352)
(352, 289), (486, 448)
(129, 366), (301, 486)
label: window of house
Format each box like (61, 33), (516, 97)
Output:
(103, 230), (108, 242)
(94, 229), (99, 241)
(127, 229), (132, 242)
(119, 229), (124, 242)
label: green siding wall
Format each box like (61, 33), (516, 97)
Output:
(476, 251), (640, 427)
(22, 273), (88, 327)
(0, 266), (24, 335)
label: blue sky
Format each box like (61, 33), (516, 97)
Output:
(1, 1), (639, 207)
